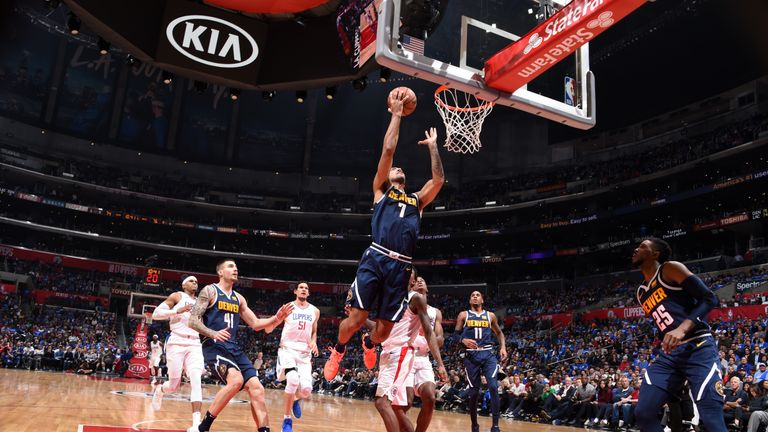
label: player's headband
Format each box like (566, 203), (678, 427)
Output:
(182, 276), (197, 285)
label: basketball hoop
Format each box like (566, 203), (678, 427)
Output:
(434, 86), (495, 154)
(144, 312), (153, 325)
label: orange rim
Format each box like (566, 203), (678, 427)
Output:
(434, 85), (495, 113)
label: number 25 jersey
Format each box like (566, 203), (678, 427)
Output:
(636, 264), (711, 340)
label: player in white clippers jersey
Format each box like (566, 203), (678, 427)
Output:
(149, 334), (163, 383)
(150, 276), (205, 432)
(367, 269), (448, 432)
(265, 282), (319, 432)
(405, 276), (444, 432)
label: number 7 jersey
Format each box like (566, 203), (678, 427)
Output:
(636, 264), (712, 340)
(371, 185), (421, 257)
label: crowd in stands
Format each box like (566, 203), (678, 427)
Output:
(2, 112), (765, 214)
(3, 185), (766, 272)
(0, 294), (124, 374)
(3, 257), (123, 298)
(4, 253), (767, 328)
(438, 113), (768, 210)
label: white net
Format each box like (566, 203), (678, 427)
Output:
(434, 86), (495, 154)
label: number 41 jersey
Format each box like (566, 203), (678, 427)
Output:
(636, 264), (711, 340)
(202, 284), (241, 350)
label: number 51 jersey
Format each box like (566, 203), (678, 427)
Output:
(636, 264), (711, 340)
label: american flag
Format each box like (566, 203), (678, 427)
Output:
(401, 34), (425, 56)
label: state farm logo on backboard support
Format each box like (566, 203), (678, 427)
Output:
(166, 15), (259, 68)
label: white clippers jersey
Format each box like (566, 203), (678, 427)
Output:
(382, 292), (421, 350)
(411, 305), (438, 352)
(150, 340), (163, 357)
(280, 301), (317, 352)
(169, 291), (199, 339)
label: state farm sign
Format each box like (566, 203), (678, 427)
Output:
(485, 0), (648, 93)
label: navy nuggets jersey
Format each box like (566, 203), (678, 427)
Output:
(202, 284), (241, 350)
(372, 186), (421, 257)
(461, 310), (494, 348)
(637, 264), (711, 340)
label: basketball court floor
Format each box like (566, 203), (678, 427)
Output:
(2, 369), (572, 431)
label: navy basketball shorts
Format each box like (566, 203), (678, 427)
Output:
(463, 349), (500, 388)
(644, 336), (724, 405)
(348, 247), (411, 322)
(203, 340), (258, 389)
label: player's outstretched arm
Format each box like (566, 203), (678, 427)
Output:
(188, 285), (230, 342)
(151, 292), (182, 321)
(489, 312), (507, 363)
(411, 294), (448, 382)
(373, 91), (406, 201)
(659, 261), (719, 353)
(416, 127), (445, 211)
(434, 308), (445, 348)
(239, 295), (294, 332)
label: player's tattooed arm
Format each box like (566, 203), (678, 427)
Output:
(416, 127), (445, 211)
(188, 285), (229, 341)
(490, 312), (508, 363)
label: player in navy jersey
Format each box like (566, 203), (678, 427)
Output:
(630, 238), (726, 432)
(324, 89), (445, 380)
(188, 259), (293, 432)
(455, 291), (507, 432)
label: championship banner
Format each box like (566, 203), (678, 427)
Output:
(124, 320), (151, 379)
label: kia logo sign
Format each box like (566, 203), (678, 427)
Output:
(135, 336), (147, 343)
(166, 15), (259, 68)
(129, 364), (148, 374)
(135, 351), (147, 359)
(134, 343), (147, 350)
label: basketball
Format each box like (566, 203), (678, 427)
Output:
(388, 86), (417, 117)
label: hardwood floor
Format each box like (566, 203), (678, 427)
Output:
(0, 369), (570, 432)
